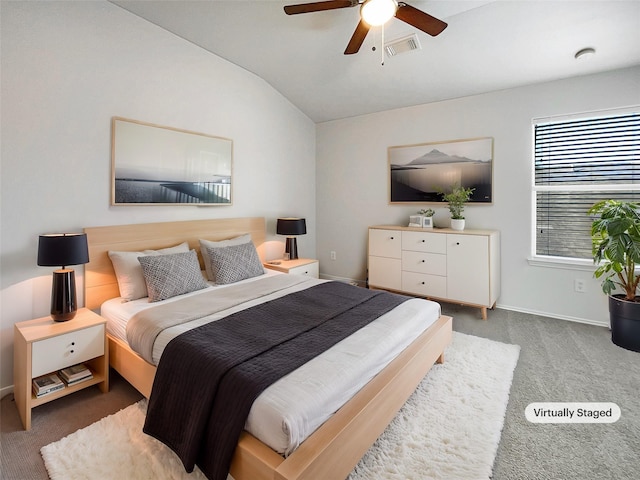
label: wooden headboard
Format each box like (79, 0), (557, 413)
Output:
(84, 217), (266, 310)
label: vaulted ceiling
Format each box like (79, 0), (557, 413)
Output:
(111, 1), (640, 122)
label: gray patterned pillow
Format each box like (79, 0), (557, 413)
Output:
(138, 250), (209, 302)
(204, 242), (265, 285)
(199, 233), (252, 281)
(108, 242), (189, 301)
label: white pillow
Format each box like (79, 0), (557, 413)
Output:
(199, 234), (252, 281)
(108, 242), (189, 301)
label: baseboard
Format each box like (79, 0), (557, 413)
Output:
(1, 384), (14, 399)
(319, 273), (364, 287)
(496, 303), (609, 328)
(319, 274), (609, 328)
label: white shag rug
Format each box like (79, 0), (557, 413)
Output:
(41, 332), (520, 480)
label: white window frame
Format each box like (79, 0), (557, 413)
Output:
(529, 106), (640, 268)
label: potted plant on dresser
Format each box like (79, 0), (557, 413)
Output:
(443, 185), (474, 231)
(588, 199), (640, 352)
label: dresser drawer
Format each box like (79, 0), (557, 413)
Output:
(402, 231), (447, 254)
(402, 251), (447, 276)
(369, 229), (402, 258)
(32, 324), (105, 378)
(289, 261), (319, 278)
(368, 256), (401, 291)
(402, 272), (447, 298)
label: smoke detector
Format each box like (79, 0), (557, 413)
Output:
(385, 33), (422, 57)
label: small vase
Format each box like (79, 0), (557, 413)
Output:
(450, 218), (465, 231)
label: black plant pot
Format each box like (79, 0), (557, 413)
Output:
(609, 295), (640, 353)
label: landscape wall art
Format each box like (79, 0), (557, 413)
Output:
(112, 117), (233, 206)
(389, 137), (493, 204)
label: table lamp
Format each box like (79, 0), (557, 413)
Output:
(37, 233), (89, 321)
(276, 218), (306, 260)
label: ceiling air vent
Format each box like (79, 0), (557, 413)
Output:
(384, 33), (422, 57)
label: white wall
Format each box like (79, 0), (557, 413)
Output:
(316, 66), (640, 325)
(0, 1), (316, 391)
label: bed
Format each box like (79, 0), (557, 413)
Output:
(84, 217), (452, 480)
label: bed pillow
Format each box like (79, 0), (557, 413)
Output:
(108, 242), (189, 301)
(203, 241), (265, 285)
(199, 234), (252, 281)
(137, 250), (209, 302)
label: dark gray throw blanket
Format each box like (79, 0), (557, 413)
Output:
(143, 281), (409, 480)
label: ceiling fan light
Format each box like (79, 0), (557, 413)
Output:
(361, 0), (397, 27)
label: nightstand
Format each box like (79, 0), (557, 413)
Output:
(264, 258), (319, 278)
(13, 308), (109, 430)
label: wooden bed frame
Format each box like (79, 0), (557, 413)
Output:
(84, 217), (452, 480)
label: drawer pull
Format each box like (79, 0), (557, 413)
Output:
(70, 350), (74, 354)
(421, 259), (425, 263)
(421, 281), (425, 285)
(421, 239), (425, 243)
(390, 236), (394, 240)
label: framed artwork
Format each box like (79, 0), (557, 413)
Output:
(389, 137), (493, 204)
(111, 117), (233, 205)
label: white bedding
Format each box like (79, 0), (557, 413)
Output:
(101, 270), (441, 455)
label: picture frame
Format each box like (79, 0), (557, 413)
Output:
(408, 215), (434, 228)
(389, 137), (493, 204)
(111, 117), (233, 205)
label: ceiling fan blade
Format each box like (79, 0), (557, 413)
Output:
(284, 0), (358, 15)
(344, 19), (370, 55)
(395, 2), (447, 37)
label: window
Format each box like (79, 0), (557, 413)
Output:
(533, 109), (640, 260)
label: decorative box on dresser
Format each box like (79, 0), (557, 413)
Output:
(13, 308), (109, 430)
(263, 258), (319, 278)
(368, 225), (500, 319)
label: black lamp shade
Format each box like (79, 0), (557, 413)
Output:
(37, 233), (89, 322)
(277, 218), (306, 260)
(276, 218), (307, 236)
(38, 233), (89, 268)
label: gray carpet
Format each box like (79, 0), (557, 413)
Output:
(447, 304), (640, 480)
(1, 305), (639, 480)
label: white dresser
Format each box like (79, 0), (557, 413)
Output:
(368, 225), (500, 319)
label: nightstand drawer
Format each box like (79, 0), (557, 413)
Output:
(32, 324), (105, 377)
(289, 262), (319, 278)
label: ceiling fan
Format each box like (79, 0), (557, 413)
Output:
(283, 0), (448, 55)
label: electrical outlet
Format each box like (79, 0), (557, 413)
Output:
(330, 251), (336, 260)
(574, 279), (586, 293)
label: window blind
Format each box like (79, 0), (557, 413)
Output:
(534, 111), (640, 259)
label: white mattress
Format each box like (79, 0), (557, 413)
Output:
(101, 271), (441, 455)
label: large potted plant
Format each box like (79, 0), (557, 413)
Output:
(442, 185), (474, 231)
(588, 199), (640, 352)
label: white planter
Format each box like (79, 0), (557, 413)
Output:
(450, 218), (465, 231)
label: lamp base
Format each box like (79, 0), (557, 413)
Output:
(51, 269), (77, 322)
(285, 237), (299, 260)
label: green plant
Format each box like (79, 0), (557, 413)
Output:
(418, 208), (435, 217)
(442, 185), (474, 219)
(588, 199), (640, 302)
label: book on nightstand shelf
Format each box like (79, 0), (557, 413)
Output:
(32, 373), (64, 398)
(59, 363), (93, 386)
